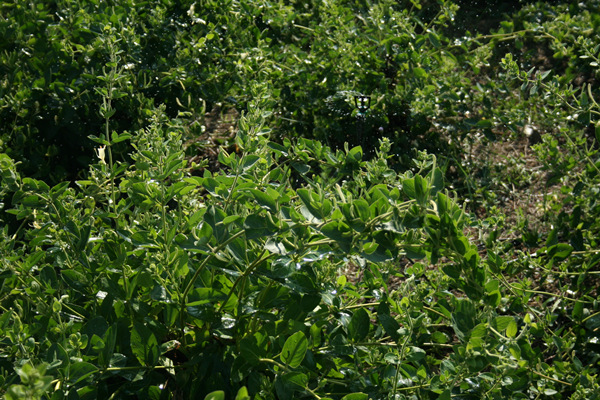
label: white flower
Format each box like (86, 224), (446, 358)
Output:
(96, 145), (106, 164)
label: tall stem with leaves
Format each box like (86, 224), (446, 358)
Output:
(93, 29), (129, 215)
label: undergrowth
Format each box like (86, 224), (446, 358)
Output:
(1, 1), (600, 399)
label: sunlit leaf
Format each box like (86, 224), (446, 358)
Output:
(281, 331), (308, 368)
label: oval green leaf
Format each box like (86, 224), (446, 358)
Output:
(281, 331), (308, 368)
(204, 391), (225, 400)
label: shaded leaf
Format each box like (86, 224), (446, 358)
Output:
(130, 322), (159, 366)
(68, 362), (98, 384)
(348, 308), (370, 342)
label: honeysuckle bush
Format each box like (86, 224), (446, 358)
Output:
(2, 1), (600, 399)
(1, 80), (600, 399)
(0, 0), (523, 184)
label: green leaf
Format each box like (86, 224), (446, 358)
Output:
(417, 364), (427, 379)
(414, 67), (428, 79)
(242, 155), (260, 171)
(451, 299), (477, 342)
(75, 224), (92, 252)
(431, 331), (448, 344)
(414, 175), (428, 204)
(348, 146), (363, 163)
(362, 241), (379, 255)
(320, 221), (352, 252)
(291, 161), (310, 175)
(281, 331), (308, 368)
(110, 131), (132, 144)
(45, 343), (69, 371)
(21, 194), (44, 207)
(506, 319), (518, 338)
(197, 221), (214, 246)
(475, 119), (493, 129)
(52, 299), (62, 313)
(348, 308), (370, 342)
(585, 314), (600, 331)
(572, 301), (584, 320)
(493, 316), (514, 331)
(341, 393), (368, 400)
(244, 213), (278, 239)
(406, 346), (426, 362)
(469, 323), (487, 347)
(109, 353), (127, 368)
(437, 389), (451, 400)
(265, 240), (289, 255)
(68, 362), (98, 384)
(235, 387), (251, 400)
(404, 175), (428, 204)
(240, 333), (267, 366)
(268, 141), (289, 156)
(204, 391), (225, 400)
(281, 371), (308, 389)
(428, 32), (441, 48)
(429, 167), (444, 195)
(378, 302), (400, 341)
(297, 188), (322, 220)
(250, 189), (278, 212)
(353, 199), (370, 222)
(91, 334), (105, 351)
(547, 243), (573, 261)
(403, 177), (416, 199)
(130, 322), (159, 366)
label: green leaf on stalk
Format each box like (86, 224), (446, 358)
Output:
(68, 362), (98, 384)
(428, 32), (441, 48)
(348, 146), (363, 163)
(353, 199), (370, 222)
(297, 188), (322, 220)
(250, 189), (278, 212)
(348, 308), (370, 342)
(242, 155), (260, 171)
(240, 336), (264, 366)
(268, 141), (289, 156)
(204, 391), (225, 400)
(281, 371), (308, 389)
(320, 221), (352, 252)
(235, 387), (251, 400)
(281, 331), (308, 368)
(110, 131), (132, 144)
(451, 299), (477, 342)
(546, 243), (573, 261)
(431, 331), (448, 344)
(429, 167), (444, 195)
(378, 301), (400, 341)
(406, 346), (426, 362)
(493, 316), (514, 331)
(291, 161), (310, 175)
(130, 322), (159, 366)
(469, 323), (487, 347)
(506, 319), (518, 338)
(403, 177), (416, 199)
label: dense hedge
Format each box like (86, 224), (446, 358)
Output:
(1, 1), (600, 399)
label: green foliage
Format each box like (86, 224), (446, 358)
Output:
(2, 1), (600, 400)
